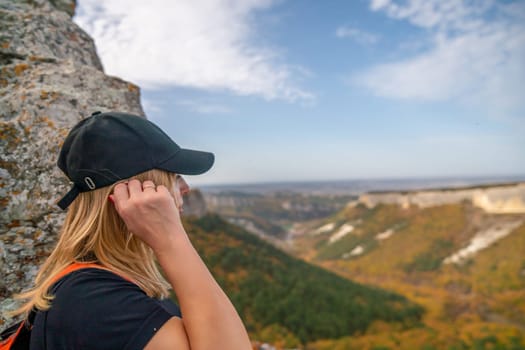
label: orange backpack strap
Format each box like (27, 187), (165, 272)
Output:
(50, 262), (136, 285)
(0, 322), (24, 349)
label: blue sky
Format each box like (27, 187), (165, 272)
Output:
(74, 0), (525, 185)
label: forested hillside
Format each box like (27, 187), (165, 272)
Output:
(291, 203), (525, 349)
(182, 214), (423, 347)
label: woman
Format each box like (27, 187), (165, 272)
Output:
(12, 111), (251, 349)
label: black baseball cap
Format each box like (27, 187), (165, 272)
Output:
(57, 111), (214, 209)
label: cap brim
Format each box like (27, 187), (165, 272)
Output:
(157, 148), (215, 175)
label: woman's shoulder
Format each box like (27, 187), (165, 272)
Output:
(51, 267), (180, 316)
(30, 267), (181, 350)
(48, 267), (149, 318)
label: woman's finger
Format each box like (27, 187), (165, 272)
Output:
(112, 182), (130, 202)
(156, 184), (170, 195)
(142, 180), (156, 191)
(128, 179), (143, 197)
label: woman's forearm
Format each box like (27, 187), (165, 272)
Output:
(109, 180), (249, 348)
(155, 231), (251, 350)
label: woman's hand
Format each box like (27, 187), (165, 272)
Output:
(109, 179), (185, 253)
(111, 180), (252, 349)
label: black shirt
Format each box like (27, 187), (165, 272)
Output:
(30, 268), (181, 350)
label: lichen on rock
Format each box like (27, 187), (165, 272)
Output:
(0, 0), (144, 328)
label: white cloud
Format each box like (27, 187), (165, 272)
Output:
(336, 26), (379, 44)
(74, 0), (312, 102)
(355, 0), (525, 116)
(141, 97), (164, 114)
(370, 0), (390, 11)
(369, 0), (492, 30)
(176, 99), (232, 114)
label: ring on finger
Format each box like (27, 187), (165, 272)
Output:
(143, 184), (156, 190)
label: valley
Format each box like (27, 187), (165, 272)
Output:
(201, 181), (525, 349)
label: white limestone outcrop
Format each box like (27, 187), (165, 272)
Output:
(359, 183), (525, 214)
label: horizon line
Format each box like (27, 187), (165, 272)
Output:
(196, 173), (525, 189)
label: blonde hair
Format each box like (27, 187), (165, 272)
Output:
(12, 169), (175, 317)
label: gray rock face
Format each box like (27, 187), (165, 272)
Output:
(1, 0), (101, 69)
(0, 0), (144, 328)
(183, 190), (208, 218)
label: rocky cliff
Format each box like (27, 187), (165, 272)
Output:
(0, 0), (145, 327)
(358, 182), (525, 214)
(182, 189), (208, 217)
